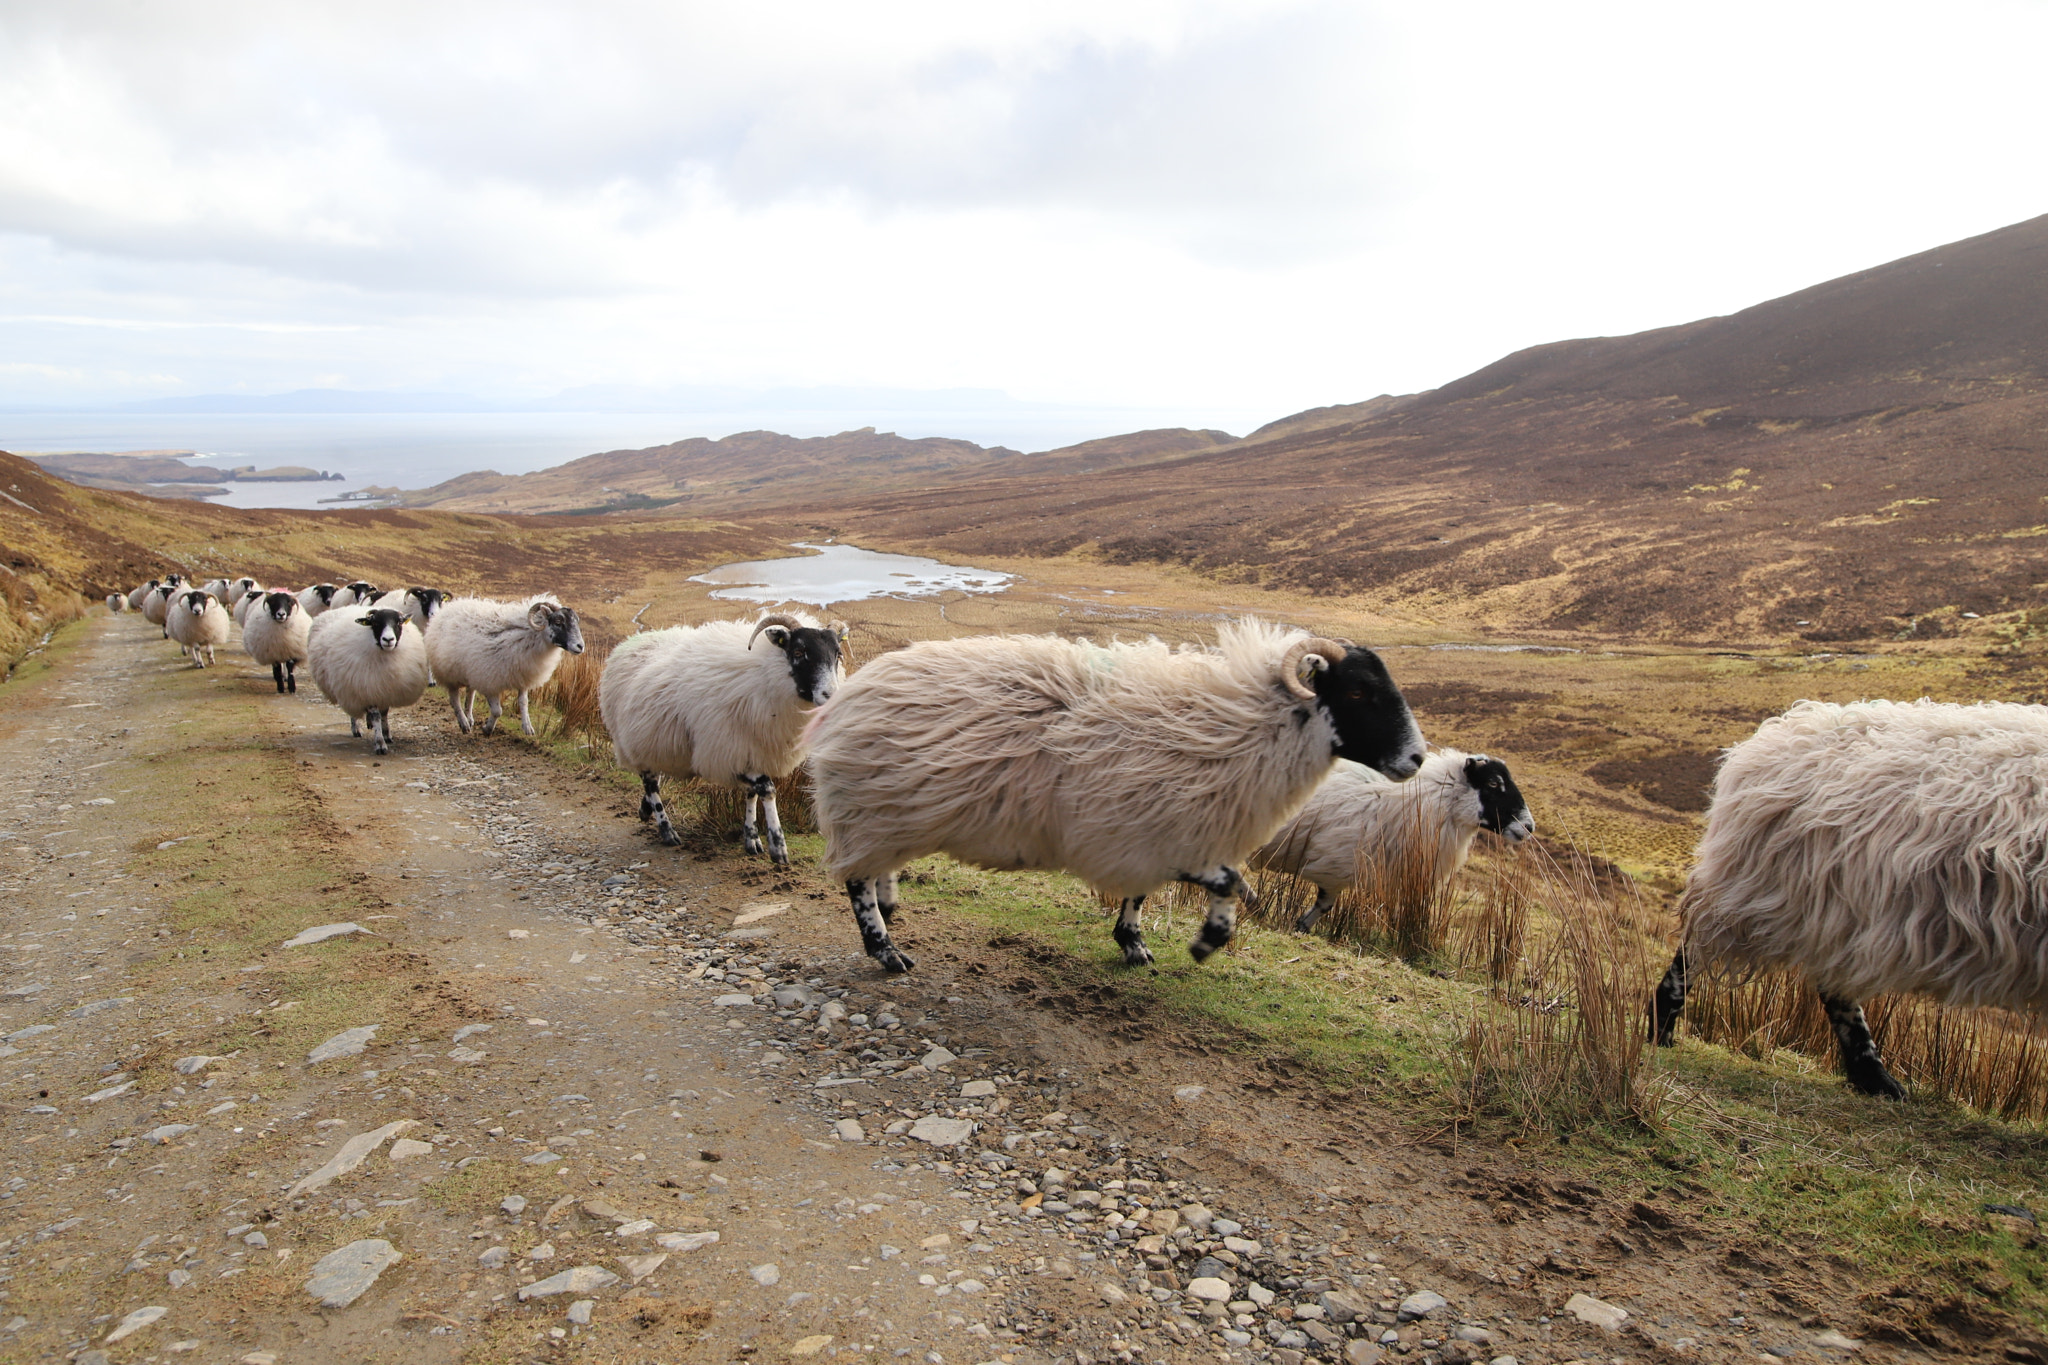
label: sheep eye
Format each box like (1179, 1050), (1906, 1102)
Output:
(1345, 688), (1364, 701)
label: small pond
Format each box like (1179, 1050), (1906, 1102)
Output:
(689, 542), (1014, 607)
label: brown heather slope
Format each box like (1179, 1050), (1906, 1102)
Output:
(392, 425), (1237, 514)
(795, 214), (2048, 644)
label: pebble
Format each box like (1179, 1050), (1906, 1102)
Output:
(791, 1336), (834, 1357)
(519, 1266), (619, 1300)
(749, 1263), (782, 1287)
(103, 1306), (167, 1343)
(920, 1046), (959, 1069)
(307, 1025), (378, 1064)
(713, 993), (759, 1007)
(1187, 1277), (1231, 1302)
(834, 1118), (866, 1142)
(1398, 1289), (1448, 1320)
(388, 1138), (434, 1161)
(69, 996), (136, 1019)
(167, 1269), (192, 1289)
(566, 1299), (594, 1325)
(477, 1246), (510, 1268)
(453, 1023), (493, 1043)
(500, 1195), (528, 1215)
(959, 1079), (997, 1099)
(522, 1150), (562, 1165)
(656, 1231), (720, 1252)
(281, 922), (371, 948)
(909, 1116), (974, 1146)
(143, 1124), (196, 1144)
(1563, 1291), (1629, 1331)
(613, 1219), (657, 1237)
(288, 1119), (418, 1196)
(303, 1238), (402, 1308)
(171, 1056), (219, 1075)
(84, 1081), (136, 1103)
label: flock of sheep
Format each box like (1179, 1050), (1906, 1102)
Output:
(111, 576), (2048, 1102)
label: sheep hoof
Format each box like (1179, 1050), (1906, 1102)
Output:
(1187, 938), (1222, 963)
(656, 825), (682, 847)
(742, 834), (764, 856)
(1120, 941), (1155, 968)
(1845, 1059), (1906, 1100)
(874, 945), (916, 974)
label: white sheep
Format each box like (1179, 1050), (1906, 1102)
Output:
(1655, 698), (2048, 1099)
(165, 589), (230, 667)
(806, 619), (1425, 974)
(126, 579), (160, 612)
(427, 594), (586, 738)
(298, 584), (339, 617)
(243, 590), (312, 693)
(306, 608), (432, 754)
(1253, 749), (1534, 932)
(230, 585), (268, 627)
(599, 611), (843, 864)
(105, 593), (124, 612)
(330, 581), (381, 609)
(369, 586), (447, 628)
(139, 575), (186, 631)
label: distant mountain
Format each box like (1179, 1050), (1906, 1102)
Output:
(111, 383), (1053, 416)
(120, 389), (500, 414)
(797, 213), (2048, 643)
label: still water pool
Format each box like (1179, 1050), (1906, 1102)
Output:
(689, 542), (1013, 607)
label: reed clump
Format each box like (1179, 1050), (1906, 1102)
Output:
(534, 638), (611, 755)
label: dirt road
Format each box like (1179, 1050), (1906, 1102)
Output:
(0, 616), (1909, 1365)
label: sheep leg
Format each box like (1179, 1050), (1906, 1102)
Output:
(367, 706), (390, 755)
(481, 693), (504, 736)
(271, 662), (287, 694)
(848, 877), (914, 974)
(876, 873), (899, 924)
(350, 715), (362, 737)
(1294, 887), (1335, 934)
(1179, 865), (1248, 962)
(640, 773), (682, 845)
(1652, 948), (1689, 1045)
(740, 782), (764, 857)
(449, 685), (473, 734)
(746, 774), (789, 865)
(1822, 993), (1906, 1100)
(517, 689), (535, 736)
(285, 659), (297, 693)
(1113, 897), (1155, 967)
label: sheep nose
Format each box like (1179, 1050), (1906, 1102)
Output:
(1390, 748), (1425, 779)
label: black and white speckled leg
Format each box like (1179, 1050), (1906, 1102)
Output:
(481, 693), (504, 736)
(367, 707), (390, 755)
(1113, 897), (1155, 966)
(849, 877), (914, 973)
(1824, 992), (1905, 1099)
(450, 685), (473, 734)
(1294, 887), (1335, 934)
(876, 872), (900, 924)
(1179, 865), (1246, 962)
(1653, 948), (1689, 1046)
(517, 689), (535, 736)
(641, 773), (681, 845)
(739, 776), (765, 856)
(350, 715), (362, 737)
(752, 776), (789, 865)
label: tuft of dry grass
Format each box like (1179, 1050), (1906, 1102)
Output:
(698, 767), (817, 838)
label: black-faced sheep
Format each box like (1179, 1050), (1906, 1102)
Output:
(231, 586), (268, 628)
(298, 584), (339, 618)
(599, 611), (844, 864)
(806, 619), (1424, 974)
(426, 595), (585, 737)
(126, 579), (159, 612)
(166, 589), (230, 667)
(140, 575), (186, 631)
(1654, 698), (2048, 1099)
(370, 586), (448, 628)
(1254, 748), (1534, 932)
(243, 591), (312, 693)
(306, 608), (432, 754)
(330, 581), (380, 610)
(105, 593), (124, 612)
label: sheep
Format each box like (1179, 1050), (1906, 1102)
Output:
(806, 618), (1426, 974)
(140, 575), (187, 632)
(105, 593), (124, 612)
(330, 581), (380, 609)
(165, 589), (230, 667)
(243, 591), (312, 693)
(306, 608), (431, 754)
(126, 580), (158, 612)
(200, 577), (231, 604)
(1253, 749), (1534, 932)
(368, 586), (448, 630)
(598, 611), (843, 864)
(1653, 698), (2048, 1100)
(231, 586), (268, 627)
(298, 584), (339, 618)
(427, 594), (586, 738)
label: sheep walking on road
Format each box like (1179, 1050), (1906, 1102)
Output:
(427, 595), (585, 737)
(166, 589), (229, 667)
(1255, 749), (1534, 933)
(806, 619), (1425, 974)
(243, 591), (312, 693)
(298, 584), (339, 618)
(600, 612), (845, 864)
(140, 576), (185, 632)
(307, 608), (432, 754)
(1655, 698), (2048, 1099)
(126, 580), (159, 612)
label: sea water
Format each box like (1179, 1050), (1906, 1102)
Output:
(690, 543), (1012, 607)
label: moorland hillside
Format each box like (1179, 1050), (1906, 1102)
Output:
(804, 214), (2048, 643)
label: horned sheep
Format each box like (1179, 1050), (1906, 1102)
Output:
(1255, 748), (1534, 933)
(306, 608), (432, 754)
(598, 612), (844, 864)
(805, 619), (1425, 974)
(1655, 698), (2048, 1099)
(243, 591), (312, 693)
(165, 589), (230, 667)
(426, 594), (585, 737)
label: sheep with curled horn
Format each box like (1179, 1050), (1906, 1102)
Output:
(425, 594), (585, 736)
(599, 610), (848, 864)
(805, 619), (1425, 974)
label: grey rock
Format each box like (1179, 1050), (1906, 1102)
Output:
(1397, 1289), (1448, 1320)
(307, 1025), (378, 1063)
(960, 1079), (997, 1099)
(833, 1118), (865, 1142)
(287, 1119), (417, 1196)
(304, 1238), (402, 1308)
(69, 996), (136, 1019)
(567, 1299), (594, 1324)
(5, 1025), (55, 1040)
(1562, 1292), (1628, 1332)
(1344, 1343), (1385, 1365)
(500, 1195), (528, 1215)
(521, 1150), (562, 1165)
(454, 1024), (493, 1043)
(749, 1263), (781, 1287)
(518, 1265), (619, 1300)
(103, 1306), (166, 1342)
(171, 1056), (220, 1075)
(772, 984), (817, 1009)
(77, 1353), (111, 1365)
(244, 1231), (269, 1249)
(920, 1046), (958, 1069)
(142, 1124), (196, 1144)
(1453, 1326), (1494, 1344)
(477, 1246), (510, 1268)
(25, 1105), (57, 1115)
(1321, 1288), (1372, 1324)
(282, 922), (371, 948)
(908, 1116), (973, 1146)
(0, 986), (45, 999)
(167, 1269), (193, 1289)
(1210, 1217), (1243, 1237)
(712, 992), (758, 1007)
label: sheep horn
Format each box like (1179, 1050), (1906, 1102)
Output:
(749, 613), (804, 650)
(1278, 636), (1350, 701)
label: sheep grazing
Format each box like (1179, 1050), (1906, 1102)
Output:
(330, 581), (380, 610)
(298, 584), (339, 618)
(306, 608), (431, 754)
(165, 589), (230, 667)
(807, 619), (1425, 974)
(243, 590), (311, 693)
(1654, 698), (2048, 1100)
(1254, 749), (1534, 932)
(126, 579), (160, 612)
(599, 611), (844, 864)
(427, 594), (586, 737)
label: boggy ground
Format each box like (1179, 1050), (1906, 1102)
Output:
(0, 614), (2019, 1365)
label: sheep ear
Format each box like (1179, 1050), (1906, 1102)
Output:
(355, 615), (375, 626)
(832, 621), (850, 644)
(528, 603), (551, 629)
(766, 626), (790, 648)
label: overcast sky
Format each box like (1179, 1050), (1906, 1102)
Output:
(3, 0), (2044, 428)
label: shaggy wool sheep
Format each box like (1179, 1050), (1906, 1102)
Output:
(330, 581), (380, 609)
(105, 593), (124, 612)
(306, 608), (432, 754)
(140, 575), (185, 630)
(1255, 748), (1534, 932)
(231, 586), (268, 627)
(1654, 698), (2048, 1099)
(370, 586), (448, 628)
(165, 589), (230, 667)
(243, 590), (312, 693)
(806, 619), (1425, 974)
(599, 611), (843, 864)
(427, 594), (585, 737)
(126, 580), (159, 612)
(298, 583), (339, 617)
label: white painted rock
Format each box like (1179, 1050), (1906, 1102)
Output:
(387, 1138), (434, 1161)
(282, 922), (371, 948)
(908, 1116), (974, 1146)
(308, 1026), (378, 1064)
(304, 1239), (402, 1309)
(104, 1306), (167, 1342)
(1187, 1277), (1231, 1302)
(518, 1266), (619, 1300)
(656, 1231), (719, 1252)
(1563, 1292), (1628, 1331)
